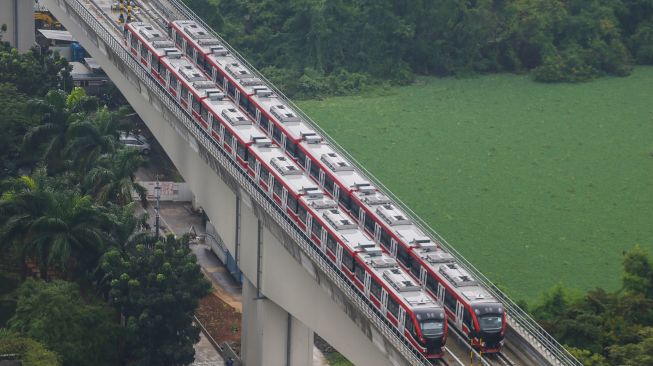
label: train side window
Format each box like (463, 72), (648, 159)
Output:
(239, 95), (250, 112)
(200, 103), (209, 122)
(211, 117), (220, 132)
(236, 142), (247, 161)
(354, 263), (365, 282)
(324, 175), (335, 194)
(463, 308), (473, 330)
(397, 245), (413, 268)
(272, 125), (283, 144)
(287, 195), (298, 213)
(364, 212), (375, 233)
(185, 41), (193, 58)
(202, 58), (212, 74)
(338, 191), (351, 211)
(406, 317), (417, 338)
(370, 279), (382, 300)
(296, 148), (306, 168)
(140, 46), (148, 60)
(410, 261), (420, 278)
(426, 274), (438, 295)
(350, 201), (360, 220)
(444, 290), (457, 311)
(247, 150), (257, 168)
(260, 115), (269, 130)
(379, 228), (391, 248)
(387, 297), (399, 319)
(170, 76), (178, 90)
(192, 97), (201, 114)
(309, 160), (320, 179)
(215, 69), (224, 85)
(152, 57), (160, 73)
(273, 178), (283, 198)
(326, 234), (337, 253)
(246, 100), (257, 117)
(224, 129), (234, 146)
(259, 167), (269, 184)
(227, 82), (236, 98)
(342, 251), (354, 272)
(285, 140), (297, 158)
(181, 86), (189, 102)
(298, 204), (308, 224)
(175, 32), (183, 47)
(311, 219), (322, 238)
(131, 35), (138, 49)
(160, 66), (167, 80)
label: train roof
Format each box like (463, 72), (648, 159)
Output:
(161, 56), (221, 98)
(301, 142), (372, 190)
(358, 250), (442, 313)
(128, 22), (176, 57)
(203, 96), (265, 139)
(170, 20), (223, 55)
(352, 191), (499, 306)
(250, 143), (318, 194)
(251, 94), (318, 139)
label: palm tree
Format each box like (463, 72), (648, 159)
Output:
(0, 174), (111, 280)
(85, 149), (148, 207)
(65, 106), (131, 173)
(23, 88), (99, 174)
(106, 202), (153, 254)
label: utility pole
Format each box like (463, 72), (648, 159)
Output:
(154, 179), (161, 238)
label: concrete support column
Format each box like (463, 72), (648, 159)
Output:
(241, 278), (313, 366)
(0, 0), (35, 53)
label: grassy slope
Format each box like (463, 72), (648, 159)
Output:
(298, 67), (653, 301)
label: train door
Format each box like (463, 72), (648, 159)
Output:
(419, 267), (427, 289)
(390, 239), (398, 257)
(333, 185), (340, 203)
(320, 230), (327, 252)
(280, 134), (287, 152)
(306, 215), (313, 236)
(318, 170), (325, 186)
(437, 283), (445, 305)
(364, 272), (371, 298)
(281, 188), (288, 210)
(218, 124), (225, 142)
(358, 210), (365, 229)
(267, 174), (274, 195)
(234, 89), (240, 106)
(455, 301), (464, 330)
(254, 161), (261, 180)
(398, 307), (406, 333)
(222, 78), (228, 92)
(373, 223), (381, 242)
(304, 159), (311, 174)
(336, 245), (343, 268)
(381, 290), (389, 314)
(255, 109), (261, 124)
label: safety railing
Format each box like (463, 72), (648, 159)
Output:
(159, 1), (582, 365)
(57, 0), (435, 364)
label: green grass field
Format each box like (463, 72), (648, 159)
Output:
(298, 67), (653, 301)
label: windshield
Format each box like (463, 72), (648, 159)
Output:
(478, 314), (503, 332)
(420, 320), (444, 338)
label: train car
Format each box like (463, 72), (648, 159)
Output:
(166, 18), (506, 352)
(126, 21), (448, 359)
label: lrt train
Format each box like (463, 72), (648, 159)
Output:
(123, 21), (447, 359)
(167, 19), (508, 352)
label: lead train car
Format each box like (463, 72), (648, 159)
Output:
(124, 21), (447, 359)
(169, 20), (507, 352)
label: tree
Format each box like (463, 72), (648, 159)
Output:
(7, 279), (120, 366)
(84, 148), (148, 207)
(0, 329), (61, 366)
(0, 83), (33, 179)
(100, 235), (211, 365)
(0, 42), (72, 97)
(0, 173), (111, 279)
(622, 244), (653, 298)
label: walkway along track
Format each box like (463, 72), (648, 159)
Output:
(47, 0), (445, 364)
(143, 1), (584, 365)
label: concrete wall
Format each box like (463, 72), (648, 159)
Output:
(138, 181), (193, 202)
(0, 0), (35, 52)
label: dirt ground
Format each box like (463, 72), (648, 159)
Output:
(196, 293), (242, 355)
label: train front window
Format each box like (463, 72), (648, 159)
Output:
(420, 320), (444, 338)
(478, 315), (503, 332)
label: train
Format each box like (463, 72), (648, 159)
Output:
(123, 21), (447, 359)
(167, 19), (507, 352)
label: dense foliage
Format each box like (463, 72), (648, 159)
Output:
(1, 52), (210, 364)
(101, 235), (211, 365)
(184, 0), (653, 97)
(8, 280), (120, 366)
(532, 246), (653, 365)
(0, 330), (60, 366)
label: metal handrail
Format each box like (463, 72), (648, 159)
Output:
(159, 1), (582, 365)
(60, 0), (433, 364)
